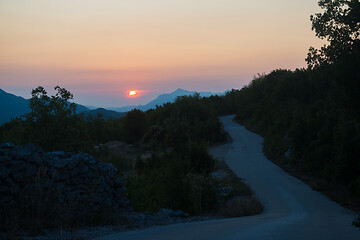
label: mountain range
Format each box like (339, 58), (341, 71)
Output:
(108, 88), (224, 112)
(0, 88), (223, 126)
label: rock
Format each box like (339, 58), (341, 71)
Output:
(173, 210), (190, 218)
(27, 151), (46, 164)
(58, 168), (70, 181)
(25, 164), (37, 177)
(67, 158), (80, 170)
(0, 167), (11, 179)
(53, 158), (69, 168)
(0, 155), (11, 162)
(8, 161), (26, 179)
(50, 151), (65, 158)
(0, 194), (12, 205)
(0, 143), (131, 230)
(284, 147), (294, 158)
(0, 142), (15, 149)
(96, 141), (131, 153)
(158, 208), (190, 218)
(210, 169), (228, 179)
(12, 144), (42, 160)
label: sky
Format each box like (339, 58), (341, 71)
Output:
(0, 0), (324, 107)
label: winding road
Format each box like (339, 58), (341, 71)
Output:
(97, 115), (360, 240)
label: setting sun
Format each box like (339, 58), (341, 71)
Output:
(129, 90), (137, 96)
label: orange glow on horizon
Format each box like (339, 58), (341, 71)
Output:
(128, 90), (137, 96)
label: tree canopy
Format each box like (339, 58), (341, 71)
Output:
(27, 86), (76, 122)
(306, 0), (360, 68)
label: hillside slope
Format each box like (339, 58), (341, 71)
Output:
(0, 89), (30, 125)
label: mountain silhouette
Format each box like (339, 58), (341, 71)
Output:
(0, 88), (224, 125)
(0, 89), (30, 125)
(0, 89), (126, 125)
(109, 88), (224, 112)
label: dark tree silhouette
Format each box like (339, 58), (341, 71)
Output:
(306, 0), (360, 68)
(24, 86), (88, 151)
(27, 86), (76, 121)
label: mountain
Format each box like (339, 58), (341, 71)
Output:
(84, 105), (99, 110)
(0, 88), (223, 125)
(0, 89), (30, 125)
(0, 89), (126, 126)
(75, 104), (90, 113)
(109, 88), (224, 112)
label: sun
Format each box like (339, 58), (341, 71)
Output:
(129, 90), (137, 96)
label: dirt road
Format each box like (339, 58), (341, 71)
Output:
(96, 115), (359, 240)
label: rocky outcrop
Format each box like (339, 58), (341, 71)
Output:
(95, 141), (132, 153)
(0, 143), (130, 230)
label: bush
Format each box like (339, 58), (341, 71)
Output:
(126, 150), (218, 215)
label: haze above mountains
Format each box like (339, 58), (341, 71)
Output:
(0, 88), (224, 126)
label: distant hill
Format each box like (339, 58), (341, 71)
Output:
(84, 108), (127, 120)
(109, 88), (224, 112)
(0, 89), (126, 125)
(75, 104), (90, 113)
(84, 105), (99, 110)
(0, 89), (30, 125)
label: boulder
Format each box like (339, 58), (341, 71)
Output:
(158, 208), (190, 218)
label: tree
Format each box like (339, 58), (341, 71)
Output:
(122, 109), (148, 144)
(24, 86), (88, 151)
(306, 0), (360, 68)
(27, 86), (76, 122)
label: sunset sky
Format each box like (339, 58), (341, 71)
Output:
(0, 0), (324, 107)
